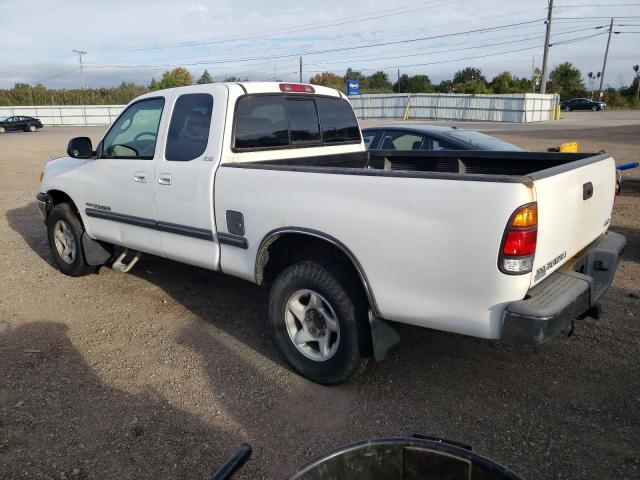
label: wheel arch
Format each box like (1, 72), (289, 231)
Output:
(43, 189), (80, 219)
(255, 227), (381, 318)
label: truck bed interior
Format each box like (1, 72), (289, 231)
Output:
(251, 150), (604, 178)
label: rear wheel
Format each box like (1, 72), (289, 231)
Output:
(269, 261), (369, 384)
(0, 126), (5, 133)
(47, 203), (96, 276)
(564, 106), (571, 112)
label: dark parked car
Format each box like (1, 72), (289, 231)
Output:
(560, 98), (606, 111)
(362, 125), (524, 151)
(0, 115), (43, 133)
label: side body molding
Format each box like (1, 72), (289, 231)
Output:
(255, 227), (381, 317)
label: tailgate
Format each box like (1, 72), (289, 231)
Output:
(531, 154), (616, 286)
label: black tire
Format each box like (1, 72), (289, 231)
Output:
(269, 261), (369, 384)
(564, 106), (571, 112)
(47, 203), (96, 277)
(592, 105), (598, 111)
(0, 126), (5, 133)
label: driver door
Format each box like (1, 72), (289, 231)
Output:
(80, 95), (169, 255)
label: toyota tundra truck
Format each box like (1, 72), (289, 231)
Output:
(35, 82), (626, 384)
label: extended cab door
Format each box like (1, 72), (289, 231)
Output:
(80, 96), (166, 255)
(153, 86), (227, 269)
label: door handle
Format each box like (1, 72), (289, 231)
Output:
(134, 171), (147, 183)
(158, 174), (172, 185)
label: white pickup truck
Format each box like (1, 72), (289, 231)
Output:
(36, 82), (625, 384)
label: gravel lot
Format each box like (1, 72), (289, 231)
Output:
(1, 112), (639, 479)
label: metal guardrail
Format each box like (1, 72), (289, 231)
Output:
(1, 93), (560, 126)
(348, 93), (560, 123)
(0, 105), (124, 126)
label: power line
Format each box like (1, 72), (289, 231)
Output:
(100, 0), (466, 53)
(304, 25), (604, 67)
(86, 18), (545, 70)
(306, 31), (605, 73)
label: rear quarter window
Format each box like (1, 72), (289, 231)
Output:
(315, 97), (361, 143)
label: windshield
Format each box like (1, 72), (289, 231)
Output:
(447, 130), (524, 151)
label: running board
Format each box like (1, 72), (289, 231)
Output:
(111, 249), (141, 273)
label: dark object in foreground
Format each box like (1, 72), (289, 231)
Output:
(0, 115), (43, 133)
(210, 436), (522, 479)
(210, 444), (252, 480)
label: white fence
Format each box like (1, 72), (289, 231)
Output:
(0, 93), (559, 125)
(0, 105), (124, 126)
(349, 93), (560, 122)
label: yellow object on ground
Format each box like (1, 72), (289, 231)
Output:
(559, 141), (579, 153)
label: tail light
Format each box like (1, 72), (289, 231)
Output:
(279, 83), (315, 93)
(499, 203), (537, 274)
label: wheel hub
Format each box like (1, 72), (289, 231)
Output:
(284, 289), (340, 362)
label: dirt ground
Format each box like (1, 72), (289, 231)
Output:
(1, 113), (639, 480)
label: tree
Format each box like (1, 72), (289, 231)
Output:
(634, 64), (639, 101)
(393, 74), (432, 93)
(407, 74), (432, 93)
(366, 71), (392, 91)
(197, 70), (213, 84)
(393, 74), (410, 93)
(149, 78), (158, 90)
(453, 67), (486, 85)
(435, 80), (456, 93)
(489, 72), (530, 94)
(457, 80), (490, 94)
(310, 72), (344, 91)
(548, 62), (586, 99)
(344, 67), (365, 81)
(152, 67), (193, 90)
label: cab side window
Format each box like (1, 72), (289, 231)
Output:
(101, 98), (164, 159)
(166, 93), (214, 161)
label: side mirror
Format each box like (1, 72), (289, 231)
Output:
(67, 137), (94, 159)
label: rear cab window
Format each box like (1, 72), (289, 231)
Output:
(233, 94), (361, 151)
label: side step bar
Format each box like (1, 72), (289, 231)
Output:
(111, 248), (142, 273)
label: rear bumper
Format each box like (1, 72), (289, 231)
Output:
(502, 231), (626, 345)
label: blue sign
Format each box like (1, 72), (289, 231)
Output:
(347, 79), (360, 96)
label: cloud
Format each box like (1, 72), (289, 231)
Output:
(0, 0), (638, 88)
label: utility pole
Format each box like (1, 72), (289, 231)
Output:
(597, 18), (614, 99)
(398, 69), (401, 93)
(540, 0), (553, 94)
(73, 49), (87, 89)
(299, 56), (302, 83)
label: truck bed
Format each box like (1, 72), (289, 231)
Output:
(227, 150), (608, 183)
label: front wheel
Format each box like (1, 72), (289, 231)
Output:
(28, 125), (37, 132)
(0, 126), (5, 133)
(592, 105), (598, 111)
(269, 261), (369, 384)
(47, 203), (97, 276)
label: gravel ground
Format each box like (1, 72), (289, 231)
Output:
(1, 115), (639, 480)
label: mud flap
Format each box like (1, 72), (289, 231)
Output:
(369, 312), (401, 361)
(81, 233), (112, 266)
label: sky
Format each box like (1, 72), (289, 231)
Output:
(0, 0), (639, 89)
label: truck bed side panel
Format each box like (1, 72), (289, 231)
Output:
(214, 166), (535, 339)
